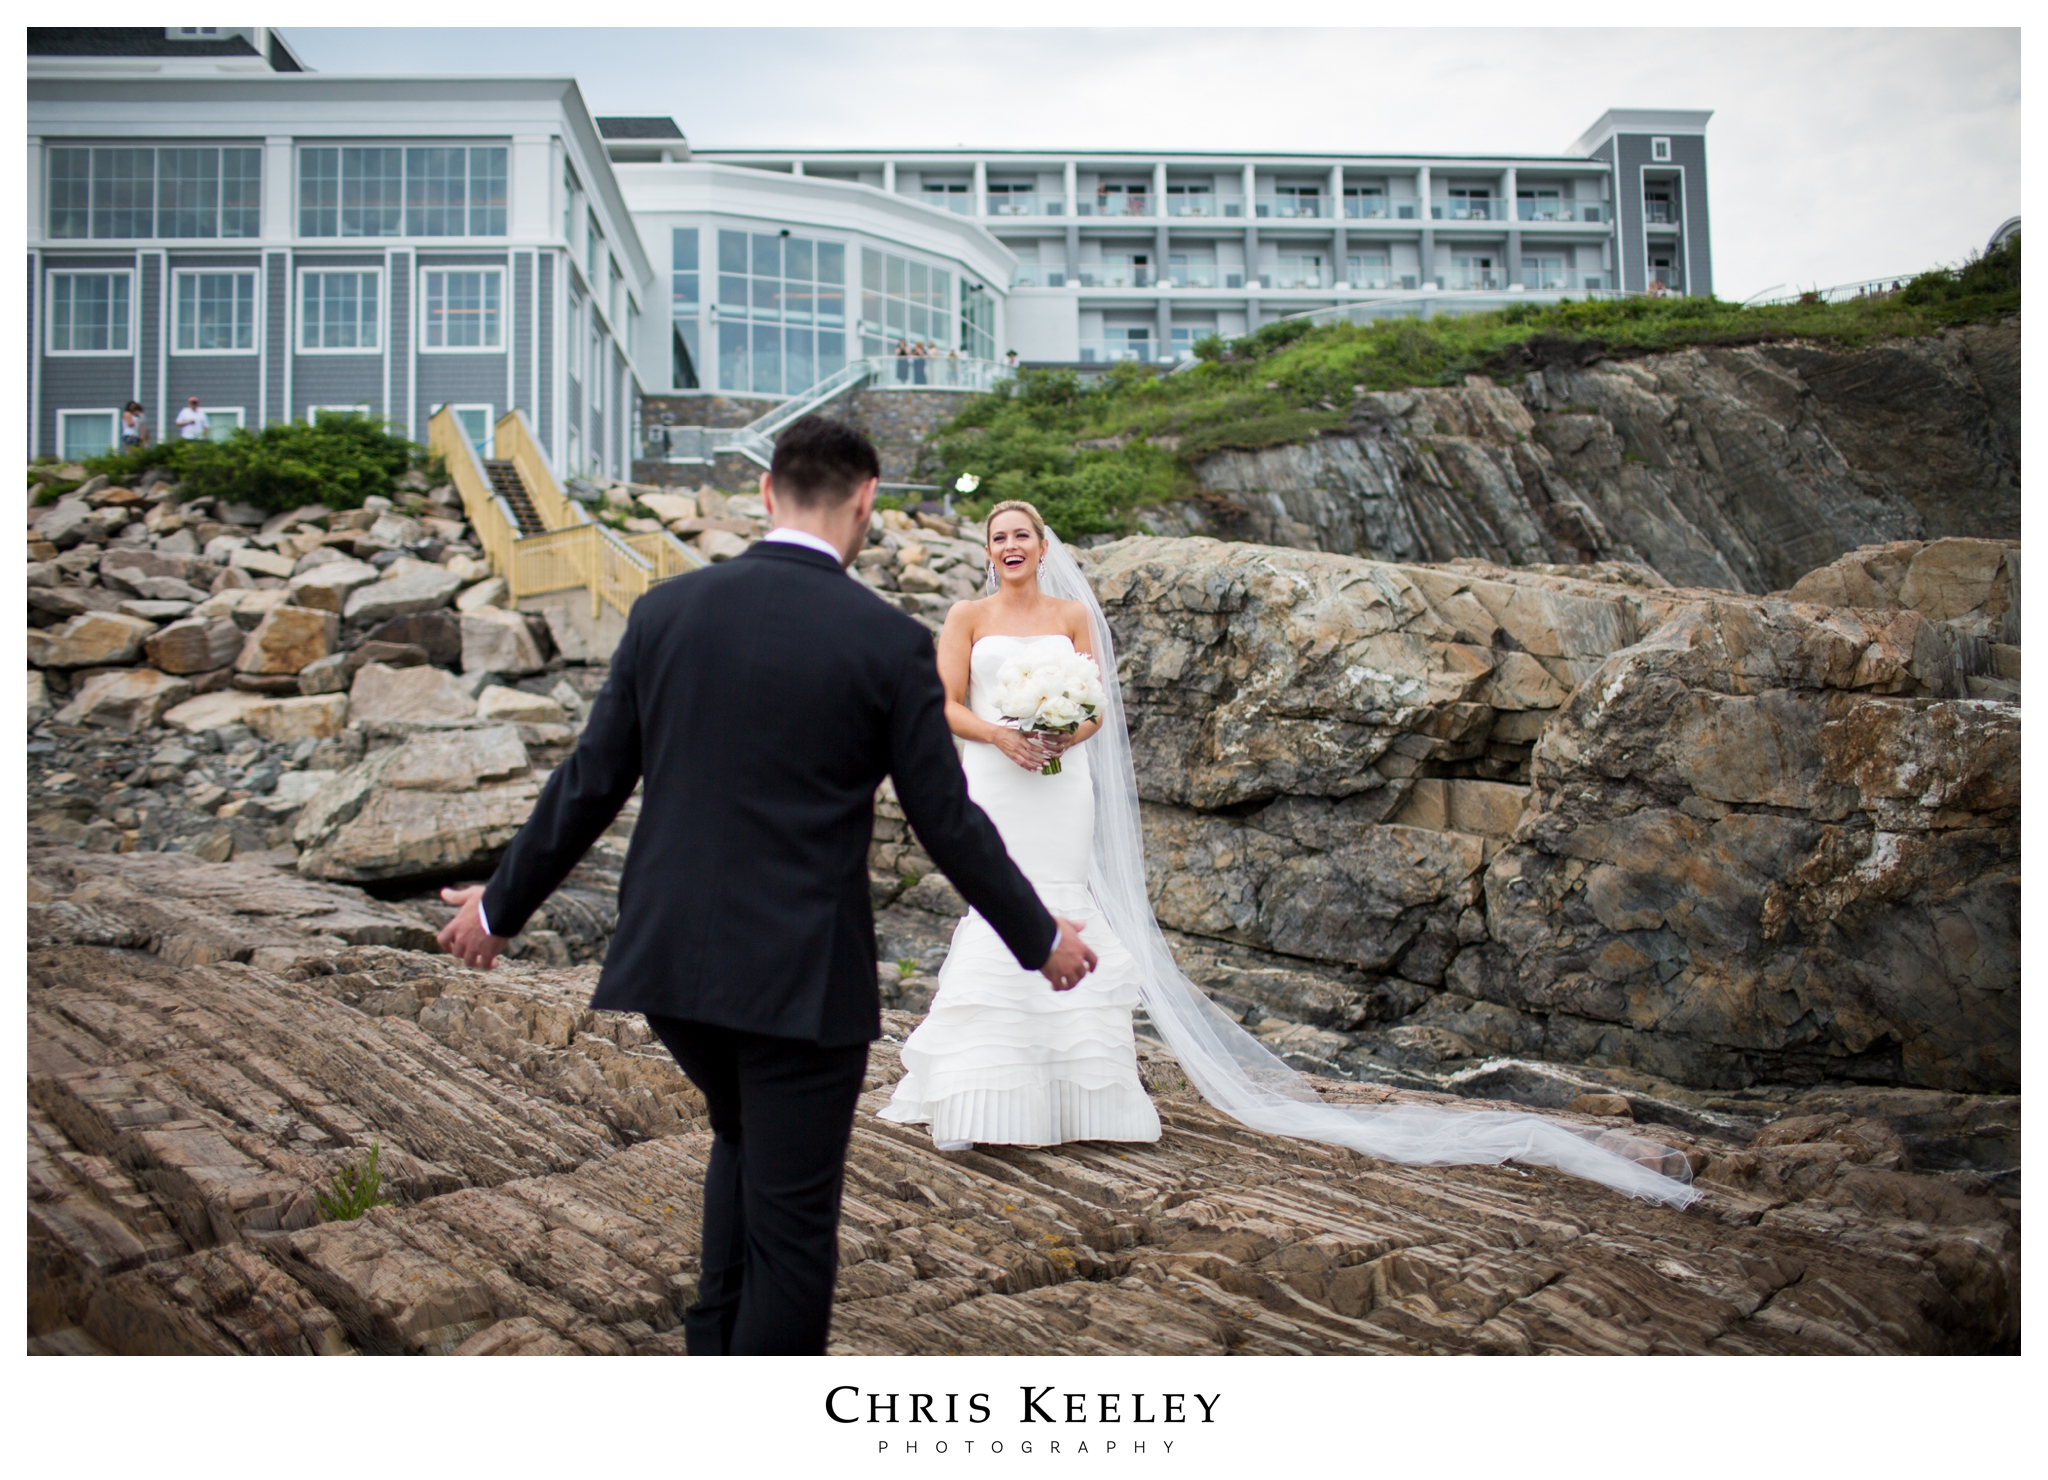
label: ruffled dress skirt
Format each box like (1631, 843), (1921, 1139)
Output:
(880, 718), (1161, 1147)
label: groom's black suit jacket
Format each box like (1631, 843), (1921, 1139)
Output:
(481, 540), (1056, 1047)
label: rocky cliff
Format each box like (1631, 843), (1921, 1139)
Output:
(1150, 323), (2019, 595)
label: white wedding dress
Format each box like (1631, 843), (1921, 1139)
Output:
(880, 535), (1700, 1208)
(880, 634), (1163, 1147)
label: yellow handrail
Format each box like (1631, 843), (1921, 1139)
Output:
(427, 404), (698, 625)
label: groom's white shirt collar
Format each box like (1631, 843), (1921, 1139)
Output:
(763, 527), (845, 564)
(479, 525), (844, 940)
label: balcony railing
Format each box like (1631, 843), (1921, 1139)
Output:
(1644, 200), (1680, 225)
(1166, 193), (1246, 218)
(1517, 198), (1608, 223)
(1344, 271), (1402, 290)
(1269, 268), (1328, 289)
(1167, 264), (1240, 288)
(1079, 264), (1156, 288)
(1077, 339), (1165, 364)
(1437, 268), (1505, 290)
(986, 194), (1041, 216)
(922, 192), (973, 215)
(1649, 266), (1684, 290)
(1011, 263), (1069, 288)
(871, 353), (1011, 390)
(1433, 199), (1508, 221)
(1078, 193), (1152, 218)
(1344, 196), (1423, 220)
(1256, 195), (1333, 219)
(1519, 267), (1606, 291)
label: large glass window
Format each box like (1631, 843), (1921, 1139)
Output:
(174, 271), (257, 352)
(672, 227), (699, 308)
(299, 146), (507, 238)
(47, 272), (131, 353)
(712, 229), (847, 394)
(299, 271), (380, 351)
(47, 145), (261, 239)
(858, 248), (951, 357)
(59, 410), (118, 460)
(421, 269), (502, 349)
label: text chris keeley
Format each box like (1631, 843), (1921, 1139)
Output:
(827, 1388), (1220, 1426)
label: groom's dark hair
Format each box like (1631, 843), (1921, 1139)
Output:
(769, 416), (882, 508)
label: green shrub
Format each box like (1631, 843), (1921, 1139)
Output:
(315, 1142), (393, 1223)
(83, 412), (429, 514)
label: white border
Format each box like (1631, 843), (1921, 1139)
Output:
(292, 140), (512, 245)
(168, 267), (260, 355)
(446, 401), (496, 457)
(418, 264), (508, 353)
(42, 267), (136, 356)
(195, 405), (246, 440)
(54, 406), (121, 460)
(306, 403), (373, 424)
(295, 264), (386, 354)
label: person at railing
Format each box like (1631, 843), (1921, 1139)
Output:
(1005, 350), (1019, 371)
(910, 340), (929, 385)
(895, 338), (912, 384)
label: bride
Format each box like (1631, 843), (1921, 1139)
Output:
(882, 501), (1700, 1209)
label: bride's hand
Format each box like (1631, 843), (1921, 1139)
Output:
(991, 726), (1054, 771)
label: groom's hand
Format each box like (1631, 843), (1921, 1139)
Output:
(437, 885), (509, 970)
(1039, 917), (1098, 992)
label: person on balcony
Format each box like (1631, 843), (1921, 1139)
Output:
(895, 338), (912, 383)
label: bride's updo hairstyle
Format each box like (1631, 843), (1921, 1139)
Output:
(984, 500), (1047, 541)
(768, 414), (881, 507)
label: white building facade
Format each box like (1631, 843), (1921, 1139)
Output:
(27, 27), (652, 480)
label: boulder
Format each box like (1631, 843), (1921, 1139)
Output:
(295, 728), (539, 882)
(29, 586), (126, 626)
(348, 663), (478, 725)
(33, 499), (95, 548)
(243, 693), (350, 743)
(455, 576), (510, 612)
(360, 612), (463, 668)
(230, 547), (297, 580)
(270, 769), (340, 809)
(27, 669), (50, 726)
(460, 608), (547, 676)
(145, 616), (245, 675)
(235, 606), (339, 675)
(162, 690), (269, 735)
(474, 685), (567, 724)
(368, 512), (425, 547)
(639, 492), (698, 525)
(119, 599), (197, 622)
(345, 641), (430, 676)
(99, 548), (205, 593)
(344, 561), (464, 624)
(33, 611), (157, 669)
(287, 559), (380, 615)
(694, 529), (749, 562)
(53, 669), (194, 732)
(297, 654), (351, 695)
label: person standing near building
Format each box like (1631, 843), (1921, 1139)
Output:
(120, 401), (148, 449)
(175, 396), (210, 440)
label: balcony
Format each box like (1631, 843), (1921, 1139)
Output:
(1167, 264), (1240, 289)
(922, 191), (973, 216)
(1344, 271), (1400, 290)
(1433, 199), (1508, 222)
(1644, 199), (1680, 226)
(1649, 266), (1684, 290)
(1437, 268), (1505, 290)
(1256, 195), (1333, 220)
(1078, 193), (1152, 218)
(986, 194), (1042, 217)
(1344, 196), (1423, 220)
(1010, 263), (1069, 288)
(1519, 267), (1606, 291)
(1516, 198), (1607, 223)
(1269, 268), (1329, 290)
(1166, 193), (1246, 218)
(1077, 338), (1165, 364)
(1079, 264), (1157, 288)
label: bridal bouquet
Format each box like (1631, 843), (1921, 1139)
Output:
(990, 648), (1106, 775)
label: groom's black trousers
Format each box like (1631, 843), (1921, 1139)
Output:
(646, 1015), (869, 1356)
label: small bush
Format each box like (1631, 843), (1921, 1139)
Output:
(84, 412), (429, 514)
(316, 1142), (393, 1222)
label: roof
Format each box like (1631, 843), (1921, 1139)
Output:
(27, 26), (305, 71)
(598, 116), (686, 140)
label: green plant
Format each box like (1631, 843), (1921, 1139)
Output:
(82, 412), (429, 514)
(896, 958), (919, 977)
(316, 1142), (393, 1222)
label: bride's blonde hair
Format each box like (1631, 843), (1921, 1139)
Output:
(984, 499), (1047, 542)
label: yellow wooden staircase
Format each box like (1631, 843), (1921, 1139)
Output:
(428, 406), (702, 622)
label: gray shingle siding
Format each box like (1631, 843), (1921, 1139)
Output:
(537, 253), (553, 453)
(513, 251), (533, 425)
(138, 253), (160, 421)
(1670, 133), (1712, 298)
(265, 252), (287, 426)
(40, 354), (136, 454)
(388, 251), (411, 437)
(293, 354), (382, 421)
(165, 355), (260, 426)
(418, 353), (511, 425)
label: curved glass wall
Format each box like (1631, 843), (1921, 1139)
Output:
(712, 227), (846, 395)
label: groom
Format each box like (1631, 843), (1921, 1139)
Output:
(436, 416), (1097, 1355)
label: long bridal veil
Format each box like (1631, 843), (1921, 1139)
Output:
(1036, 531), (1700, 1209)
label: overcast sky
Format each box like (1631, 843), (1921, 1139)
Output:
(287, 27), (2019, 301)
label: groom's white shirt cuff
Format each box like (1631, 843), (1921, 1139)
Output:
(475, 528), (843, 944)
(763, 527), (845, 563)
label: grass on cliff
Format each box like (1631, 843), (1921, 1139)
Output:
(932, 235), (2019, 539)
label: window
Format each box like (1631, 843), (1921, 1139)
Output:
(195, 407), (245, 442)
(421, 269), (502, 350)
(1644, 189), (1677, 225)
(299, 146), (507, 237)
(716, 229), (847, 393)
(857, 244), (944, 359)
(174, 271), (257, 352)
(448, 404), (494, 456)
(1343, 185), (1388, 219)
(587, 210), (603, 279)
(591, 327), (604, 409)
(1651, 137), (1671, 163)
(960, 282), (995, 360)
(922, 181), (971, 214)
(46, 272), (131, 353)
(987, 181), (1037, 215)
(1346, 252), (1391, 289)
(299, 271), (381, 351)
(306, 405), (372, 424)
(1521, 256), (1567, 290)
(58, 410), (118, 460)
(672, 227), (699, 309)
(47, 145), (260, 239)
(1274, 253), (1324, 289)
